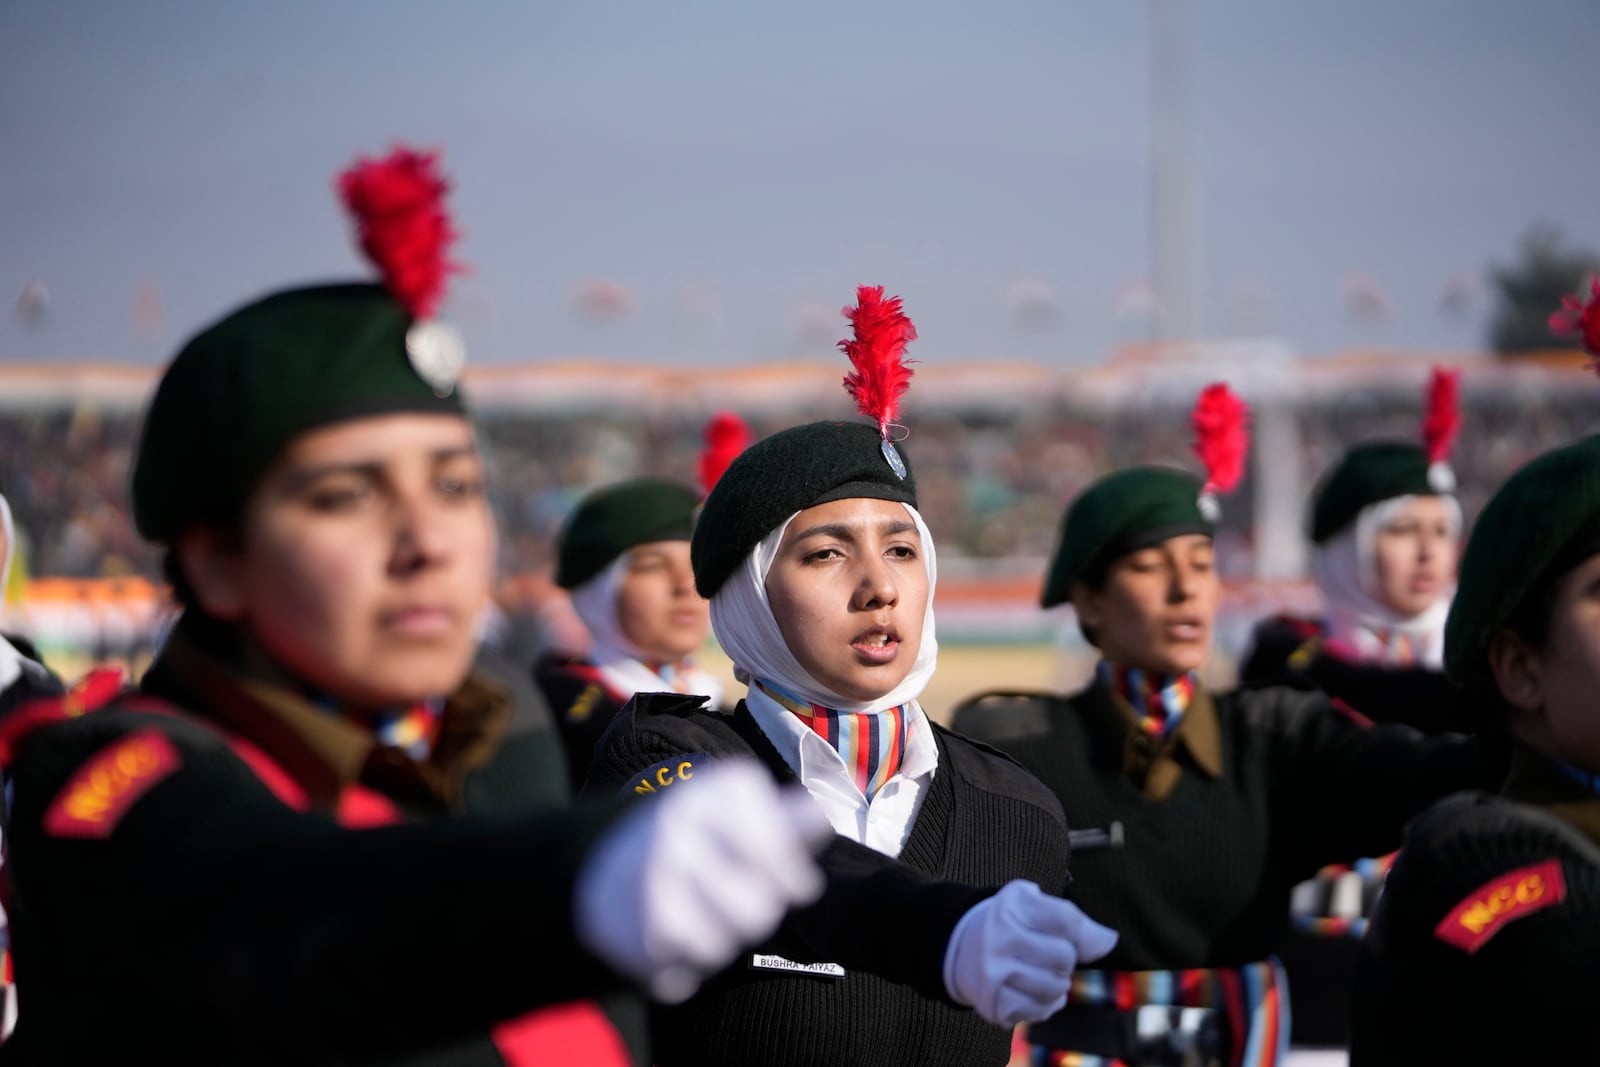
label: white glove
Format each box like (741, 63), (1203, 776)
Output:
(575, 759), (832, 1003)
(942, 879), (1119, 1028)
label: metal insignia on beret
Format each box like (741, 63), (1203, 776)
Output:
(1197, 491), (1221, 523)
(881, 439), (907, 479)
(405, 320), (466, 398)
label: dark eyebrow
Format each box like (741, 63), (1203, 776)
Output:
(788, 518), (918, 543)
(278, 446), (478, 494)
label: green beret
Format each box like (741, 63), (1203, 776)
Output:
(131, 283), (464, 542)
(1041, 466), (1211, 608)
(1444, 435), (1600, 683)
(555, 478), (701, 589)
(692, 421), (916, 598)
(1310, 441), (1448, 544)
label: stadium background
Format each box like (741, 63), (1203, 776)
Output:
(5, 344), (1594, 722)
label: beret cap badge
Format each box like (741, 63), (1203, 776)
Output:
(338, 145), (467, 395)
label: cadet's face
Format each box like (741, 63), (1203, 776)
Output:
(1074, 534), (1218, 676)
(616, 540), (708, 663)
(1523, 552), (1600, 770)
(764, 498), (928, 703)
(1372, 496), (1458, 618)
(205, 414), (495, 710)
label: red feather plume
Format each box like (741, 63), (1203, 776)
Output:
(698, 410), (752, 498)
(1550, 275), (1600, 364)
(1191, 383), (1250, 496)
(337, 145), (462, 320)
(1420, 366), (1461, 465)
(838, 285), (917, 437)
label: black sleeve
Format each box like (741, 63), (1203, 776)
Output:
(1248, 690), (1499, 883)
(586, 715), (985, 1003)
(1236, 619), (1475, 735)
(5, 709), (630, 1059)
(771, 837), (987, 1002)
(1296, 654), (1476, 735)
(1236, 619), (1308, 688)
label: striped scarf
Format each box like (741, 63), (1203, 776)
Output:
(311, 692), (444, 761)
(1367, 627), (1418, 666)
(1098, 661), (1197, 738)
(369, 699), (445, 760)
(754, 680), (910, 800)
(642, 659), (697, 694)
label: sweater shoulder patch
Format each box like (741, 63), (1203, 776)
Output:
(42, 728), (182, 839)
(1434, 859), (1566, 954)
(623, 752), (712, 796)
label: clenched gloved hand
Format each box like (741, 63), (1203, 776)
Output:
(574, 760), (832, 1002)
(942, 879), (1119, 1027)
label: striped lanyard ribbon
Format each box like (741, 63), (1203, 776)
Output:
(755, 680), (910, 800)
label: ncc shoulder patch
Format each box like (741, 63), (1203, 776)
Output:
(566, 683), (604, 724)
(1434, 858), (1567, 954)
(626, 753), (711, 796)
(42, 728), (181, 839)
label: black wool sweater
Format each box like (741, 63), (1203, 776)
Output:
(584, 693), (1072, 1067)
(952, 680), (1492, 972)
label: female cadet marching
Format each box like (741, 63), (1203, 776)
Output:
(585, 286), (1118, 1067)
(1240, 367), (1466, 732)
(950, 384), (1496, 1067)
(1237, 367), (1468, 1050)
(534, 413), (746, 785)
(1351, 288), (1600, 1065)
(0, 145), (833, 1064)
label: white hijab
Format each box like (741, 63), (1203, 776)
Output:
(568, 550), (726, 707)
(0, 494), (14, 626)
(1311, 494), (1460, 668)
(710, 502), (939, 716)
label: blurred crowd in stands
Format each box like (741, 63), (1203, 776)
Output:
(5, 376), (1596, 588)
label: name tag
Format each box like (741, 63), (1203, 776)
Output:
(750, 954), (846, 978)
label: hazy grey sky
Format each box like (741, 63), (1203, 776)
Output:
(3, 0), (1597, 367)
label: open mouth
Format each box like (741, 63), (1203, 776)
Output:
(852, 628), (901, 663)
(1165, 617), (1206, 642)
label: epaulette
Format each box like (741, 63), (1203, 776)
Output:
(935, 720), (1066, 812)
(948, 689), (1057, 742)
(556, 661), (633, 707)
(0, 667), (146, 764)
(621, 691), (714, 721)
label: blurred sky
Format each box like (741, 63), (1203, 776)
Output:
(3, 0), (1598, 367)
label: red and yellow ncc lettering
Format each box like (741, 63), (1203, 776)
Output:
(43, 729), (181, 839)
(634, 761), (696, 795)
(1434, 858), (1567, 954)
